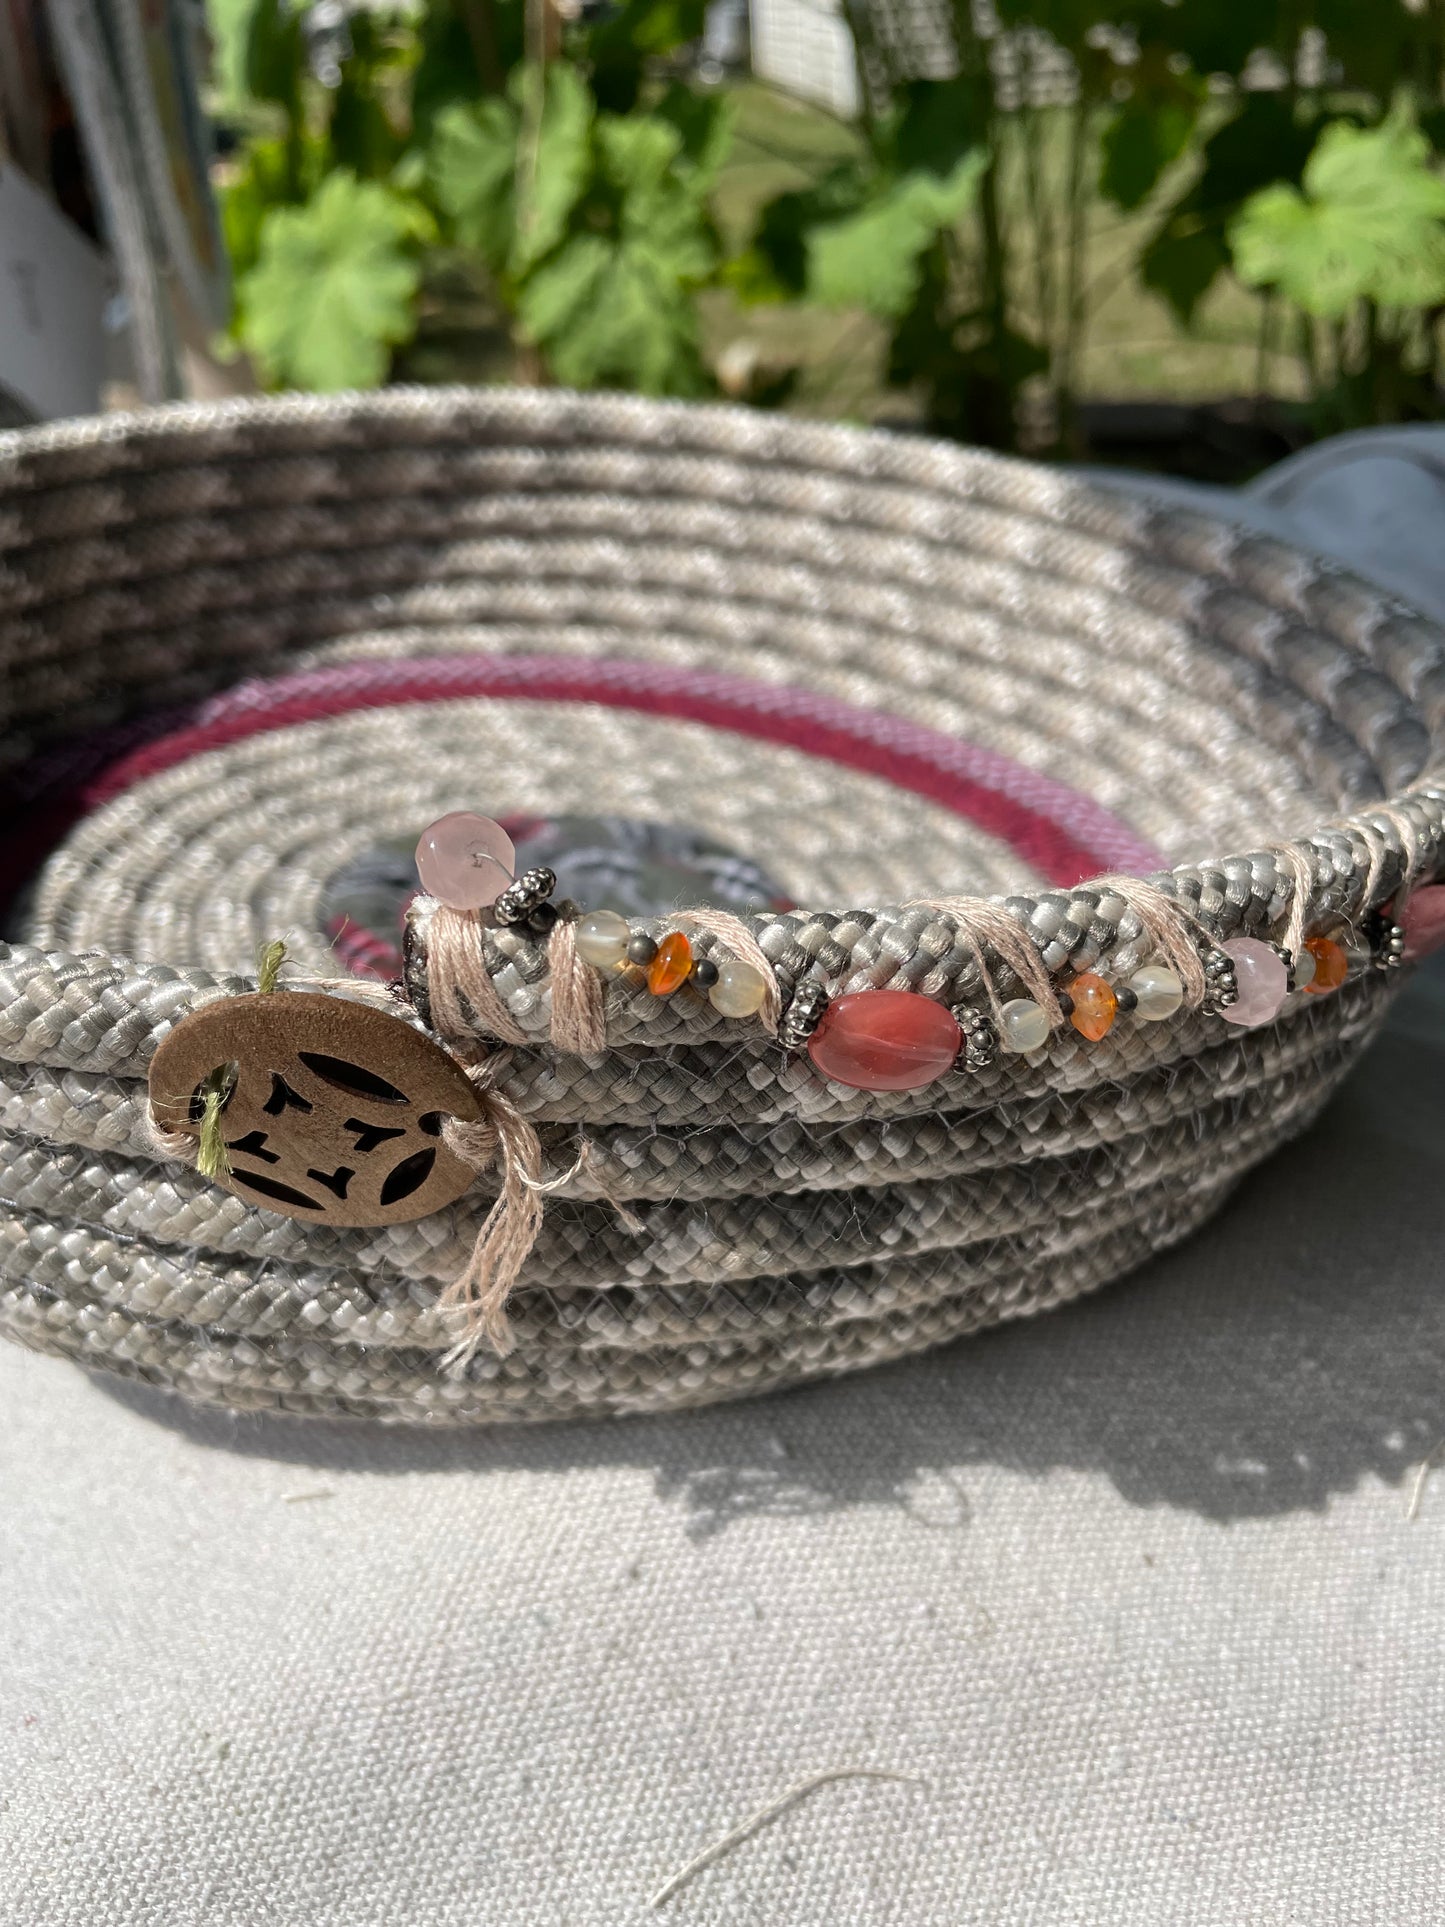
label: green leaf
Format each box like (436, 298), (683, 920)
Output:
(244, 0), (303, 117)
(1193, 94), (1318, 211)
(411, 3), (523, 136)
(744, 162), (869, 299)
(1100, 89), (1202, 211)
(805, 149), (986, 319)
(516, 109), (724, 396)
(518, 232), (706, 394)
(220, 137), (300, 285)
(429, 97), (520, 265)
(653, 83), (737, 191)
(517, 233), (612, 340)
(888, 77), (989, 179)
(1141, 95), (1319, 321)
(238, 172), (422, 390)
(207, 0), (260, 111)
(1229, 110), (1445, 317)
(584, 0), (707, 114)
(1140, 223), (1230, 322)
(329, 78), (400, 182)
(512, 64), (595, 272)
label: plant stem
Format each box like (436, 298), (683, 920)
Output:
(976, 133), (1014, 450)
(1056, 92), (1090, 456)
(1018, 89), (1056, 377)
(457, 0), (505, 93)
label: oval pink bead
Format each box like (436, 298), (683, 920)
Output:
(1219, 937), (1289, 1029)
(807, 990), (962, 1091)
(415, 812), (516, 910)
(1403, 884), (1445, 961)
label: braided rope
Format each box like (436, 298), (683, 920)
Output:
(0, 388), (1441, 1421)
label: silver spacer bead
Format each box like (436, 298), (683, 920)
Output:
(492, 866), (558, 927)
(779, 979), (830, 1051)
(1365, 910), (1407, 971)
(1268, 941), (1301, 992)
(951, 1005), (999, 1072)
(1200, 943), (1238, 1012)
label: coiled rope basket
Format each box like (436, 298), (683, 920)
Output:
(1, 388), (1442, 1425)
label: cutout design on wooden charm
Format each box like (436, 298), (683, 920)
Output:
(147, 993), (484, 1227)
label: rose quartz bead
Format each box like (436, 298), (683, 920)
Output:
(415, 812), (516, 910)
(1220, 937), (1289, 1029)
(807, 990), (962, 1091)
(1403, 884), (1445, 960)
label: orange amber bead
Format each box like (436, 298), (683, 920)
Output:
(1303, 935), (1348, 994)
(647, 932), (693, 996)
(1066, 972), (1118, 1042)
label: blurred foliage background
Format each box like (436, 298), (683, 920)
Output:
(206, 0), (1445, 472)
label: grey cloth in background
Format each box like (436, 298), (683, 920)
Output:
(2, 950), (1443, 1925)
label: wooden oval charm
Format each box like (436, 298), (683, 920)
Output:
(148, 993), (484, 1227)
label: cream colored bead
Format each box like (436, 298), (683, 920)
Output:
(709, 957), (770, 1019)
(574, 910), (631, 972)
(1290, 944), (1316, 989)
(1128, 963), (1183, 1020)
(999, 997), (1049, 1053)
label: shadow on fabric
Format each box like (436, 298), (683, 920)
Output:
(99, 957), (1445, 1535)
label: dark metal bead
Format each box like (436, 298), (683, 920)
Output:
(690, 957), (720, 989)
(493, 866), (558, 927)
(952, 1006), (999, 1072)
(626, 933), (659, 967)
(1114, 983), (1138, 1013)
(1055, 991), (1074, 1018)
(779, 979), (830, 1051)
(525, 901), (560, 938)
(1364, 908), (1407, 970)
(1199, 943), (1238, 1011)
(1269, 942), (1299, 991)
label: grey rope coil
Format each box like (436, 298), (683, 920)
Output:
(1, 388), (1441, 1424)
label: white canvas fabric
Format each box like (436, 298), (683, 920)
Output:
(2, 949), (1442, 1925)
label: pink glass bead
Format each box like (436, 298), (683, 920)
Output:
(807, 990), (962, 1091)
(415, 812), (516, 910)
(1403, 884), (1445, 961)
(1220, 937), (1289, 1029)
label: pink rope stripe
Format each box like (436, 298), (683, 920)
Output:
(81, 654), (1162, 887)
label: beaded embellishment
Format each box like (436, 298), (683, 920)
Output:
(411, 811), (1429, 1099)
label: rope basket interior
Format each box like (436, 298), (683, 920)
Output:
(1, 388), (1441, 1424)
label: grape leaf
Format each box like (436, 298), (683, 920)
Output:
(430, 67), (594, 275)
(1142, 95), (1320, 321)
(1230, 111), (1445, 316)
(239, 173), (423, 391)
(1100, 88), (1202, 212)
(429, 98), (521, 267)
(805, 150), (987, 318)
(512, 64), (595, 272)
(515, 112), (720, 394)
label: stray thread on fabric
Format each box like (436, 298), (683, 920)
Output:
(647, 1766), (923, 1910)
(437, 1056), (547, 1363)
(907, 895), (1063, 1027)
(678, 906), (784, 1035)
(1260, 842), (1316, 966)
(1088, 875), (1210, 1007)
(547, 915), (608, 1053)
(427, 905), (532, 1049)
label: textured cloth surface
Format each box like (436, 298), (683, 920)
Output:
(2, 950), (1442, 1926)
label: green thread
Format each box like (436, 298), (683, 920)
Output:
(192, 942), (286, 1180)
(195, 1068), (233, 1180)
(256, 938), (287, 995)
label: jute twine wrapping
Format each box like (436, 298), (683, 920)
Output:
(1, 388), (1442, 1423)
